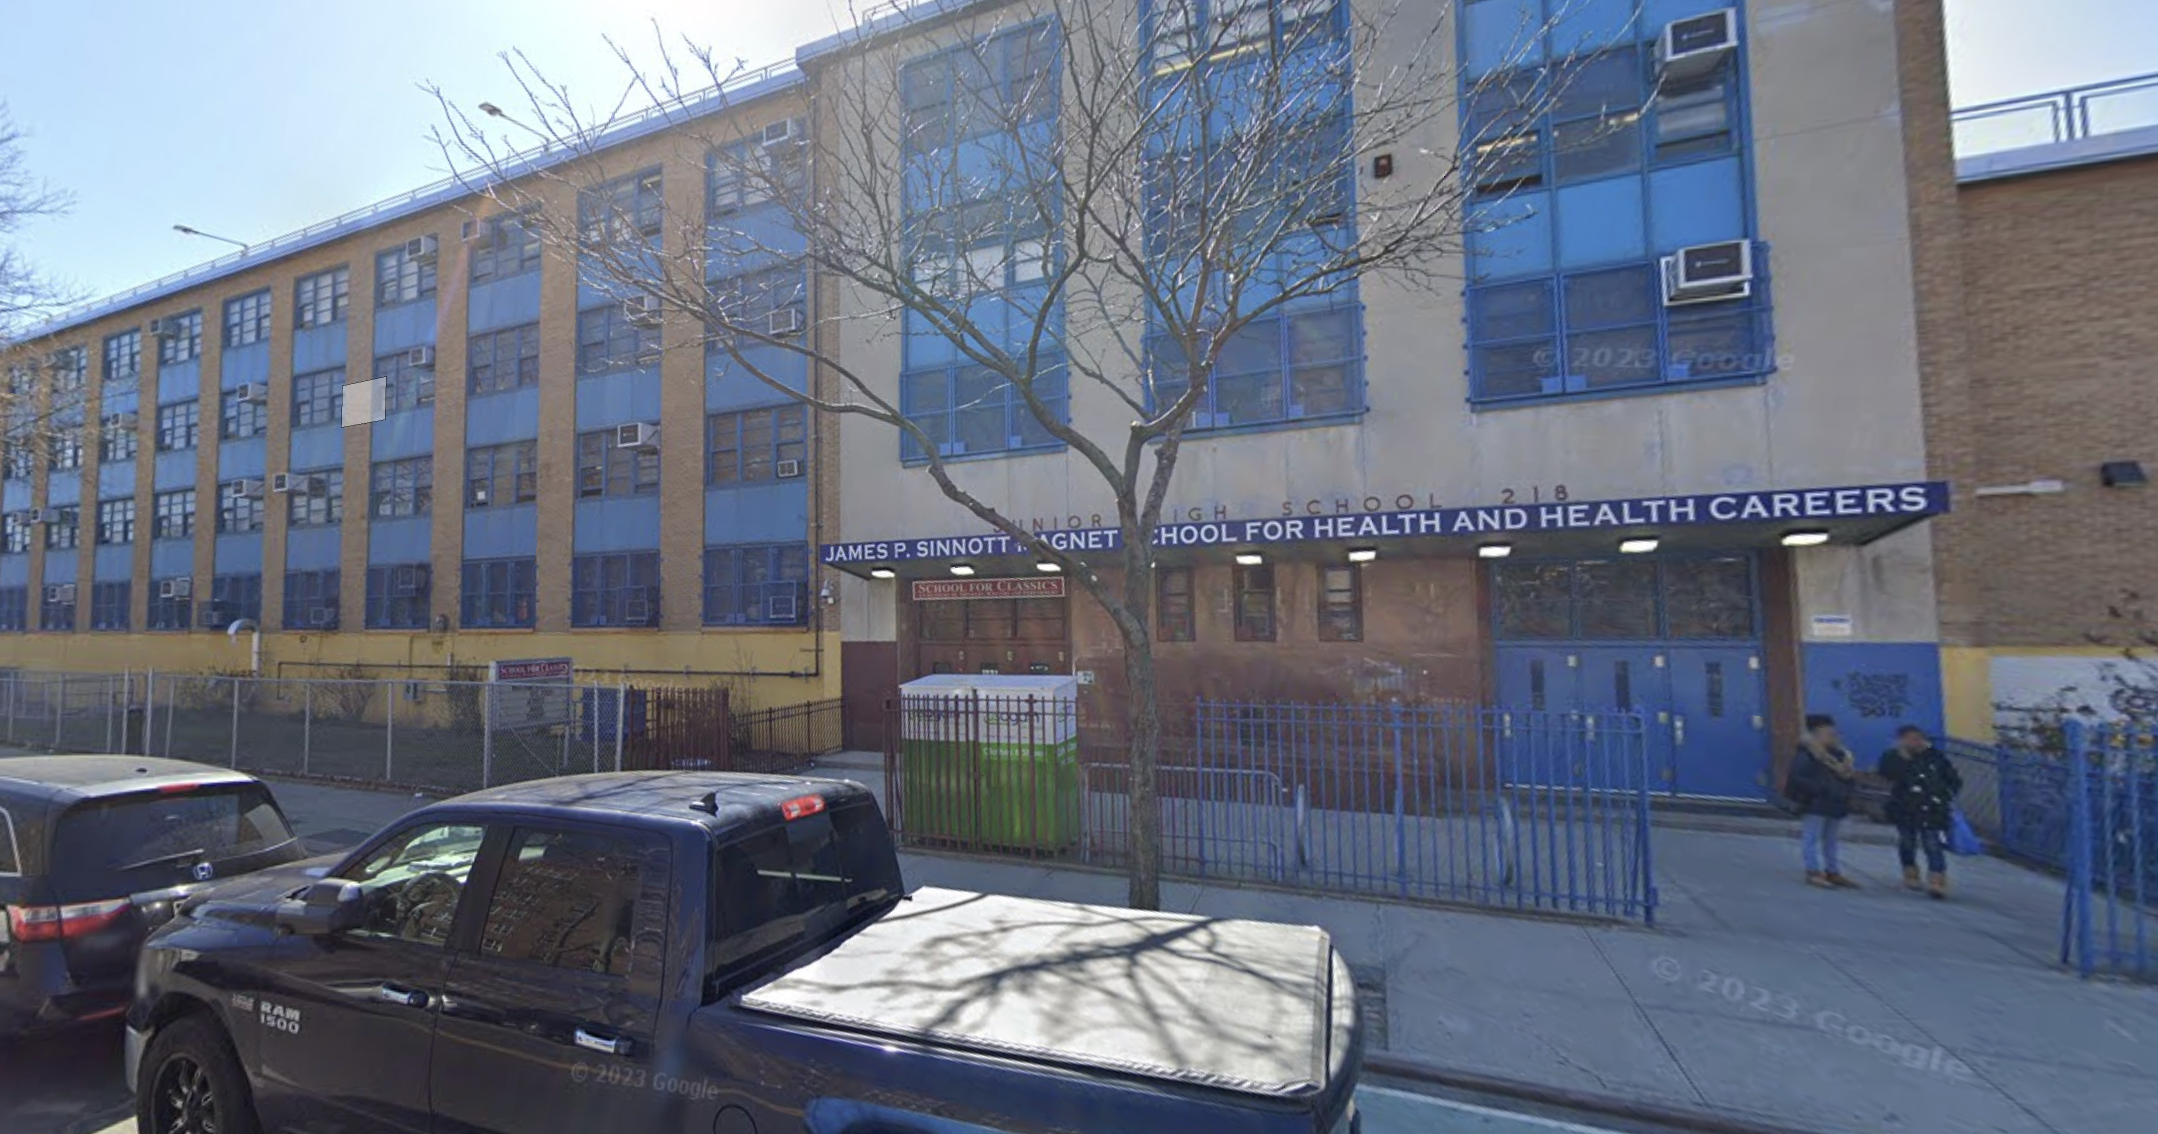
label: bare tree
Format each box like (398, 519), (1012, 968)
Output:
(1, 104), (87, 507)
(436, 0), (1561, 909)
(0, 105), (75, 342)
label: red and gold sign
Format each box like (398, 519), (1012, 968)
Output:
(911, 577), (1068, 601)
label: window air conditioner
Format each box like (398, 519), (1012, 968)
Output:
(775, 458), (804, 479)
(624, 295), (663, 327)
(270, 473), (295, 494)
(767, 593), (799, 622)
(761, 119), (799, 147)
(1657, 10), (1739, 84)
(406, 234), (440, 261)
(406, 345), (437, 368)
(233, 382), (269, 404)
(238, 478), (267, 499)
(767, 307), (805, 337)
(616, 422), (660, 450)
(1660, 240), (1755, 305)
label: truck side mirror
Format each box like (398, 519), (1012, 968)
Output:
(275, 879), (365, 937)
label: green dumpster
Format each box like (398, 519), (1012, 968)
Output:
(898, 674), (1080, 852)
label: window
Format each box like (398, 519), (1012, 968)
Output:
(901, 23), (1059, 151)
(221, 391), (266, 439)
(46, 784), (292, 903)
(571, 551), (660, 628)
(465, 442), (537, 509)
(157, 310), (205, 364)
(153, 489), (196, 539)
(376, 350), (437, 413)
(1233, 562), (1275, 641)
(205, 574), (263, 627)
(43, 506), (79, 550)
(41, 584), (75, 631)
(364, 564), (433, 629)
(284, 464), (343, 527)
(578, 169), (664, 248)
(96, 498), (135, 545)
(295, 267), (351, 328)
(103, 330), (142, 386)
(0, 588), (22, 632)
(1466, 45), (1704, 199)
(706, 264), (807, 343)
(1491, 556), (1758, 640)
(2, 439), (32, 479)
(461, 558), (537, 628)
(282, 568), (340, 631)
(48, 424), (82, 471)
(702, 544), (809, 626)
(217, 480), (264, 534)
(224, 290), (272, 347)
(2, 513), (28, 554)
(345, 822), (485, 945)
(1148, 305), (1361, 430)
(575, 430), (659, 498)
(480, 827), (660, 977)
(90, 581), (129, 631)
(900, 359), (1070, 462)
(1654, 74), (1736, 162)
(705, 800), (902, 989)
(1467, 264), (1771, 400)
(471, 213), (542, 283)
(706, 406), (807, 486)
(1318, 563), (1361, 641)
(100, 412), (139, 462)
(293, 368), (344, 427)
(51, 347), (87, 392)
(710, 127), (807, 215)
(156, 400), (201, 452)
(576, 301), (662, 375)
(1157, 566), (1195, 641)
(376, 240), (439, 306)
(369, 457), (433, 518)
(467, 323), (541, 395)
(149, 578), (192, 631)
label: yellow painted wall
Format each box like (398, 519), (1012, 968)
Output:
(1939, 646), (1994, 741)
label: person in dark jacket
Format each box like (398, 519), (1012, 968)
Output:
(1877, 725), (1964, 899)
(1786, 713), (1861, 888)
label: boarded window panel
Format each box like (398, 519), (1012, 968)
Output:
(1574, 559), (1658, 638)
(1494, 562), (1572, 638)
(1665, 556), (1756, 639)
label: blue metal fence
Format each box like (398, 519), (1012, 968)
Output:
(2064, 721), (2156, 981)
(1943, 738), (2078, 870)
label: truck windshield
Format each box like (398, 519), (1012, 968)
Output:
(707, 798), (901, 991)
(51, 784), (296, 901)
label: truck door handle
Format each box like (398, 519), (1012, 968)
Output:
(375, 984), (428, 1008)
(575, 1028), (630, 1056)
(1673, 716), (1687, 745)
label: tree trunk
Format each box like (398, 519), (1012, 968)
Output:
(1122, 629), (1164, 910)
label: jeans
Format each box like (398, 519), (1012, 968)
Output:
(1802, 814), (1843, 874)
(1898, 824), (1949, 874)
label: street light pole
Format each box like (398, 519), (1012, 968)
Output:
(173, 224), (249, 251)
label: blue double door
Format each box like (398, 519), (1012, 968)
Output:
(1496, 644), (1767, 798)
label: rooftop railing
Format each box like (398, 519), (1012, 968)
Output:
(1953, 70), (2158, 158)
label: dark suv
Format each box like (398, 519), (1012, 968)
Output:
(1, 756), (303, 1035)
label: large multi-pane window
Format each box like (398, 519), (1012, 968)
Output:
(1492, 555), (1757, 641)
(369, 457), (433, 518)
(153, 489), (196, 539)
(96, 498), (135, 545)
(103, 329), (142, 386)
(89, 582), (129, 631)
(148, 578), (192, 631)
(43, 506), (79, 550)
(41, 583), (75, 631)
(2, 513), (30, 554)
(1157, 566), (1196, 642)
(0, 587), (27, 631)
(467, 323), (541, 394)
(578, 169), (664, 248)
(376, 350), (437, 413)
(221, 391), (266, 439)
(157, 310), (205, 364)
(295, 267), (351, 328)
(1233, 562), (1276, 641)
(287, 469), (344, 527)
(1317, 563), (1362, 642)
(100, 412), (139, 461)
(465, 442), (537, 508)
(156, 400), (200, 452)
(224, 290), (272, 347)
(1, 435), (31, 479)
(47, 424), (83, 471)
(706, 406), (807, 486)
(376, 239), (439, 306)
(701, 544), (809, 626)
(1468, 262), (1770, 400)
(709, 126), (807, 216)
(50, 347), (87, 392)
(1149, 307), (1361, 429)
(283, 569), (340, 630)
(217, 480), (264, 534)
(471, 213), (542, 283)
(897, 22), (1067, 462)
(576, 301), (662, 375)
(575, 430), (659, 498)
(293, 368), (344, 427)
(205, 574), (263, 628)
(364, 564), (432, 629)
(461, 558), (537, 628)
(707, 264), (807, 343)
(571, 551), (660, 627)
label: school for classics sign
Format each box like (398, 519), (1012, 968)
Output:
(912, 577), (1068, 601)
(823, 481), (1951, 565)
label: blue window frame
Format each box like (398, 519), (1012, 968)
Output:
(461, 558), (537, 628)
(1149, 305), (1361, 430)
(376, 239), (439, 307)
(148, 578), (191, 631)
(468, 323), (541, 395)
(293, 368), (344, 427)
(576, 302), (661, 375)
(295, 267), (350, 329)
(1, 513), (28, 553)
(157, 310), (205, 365)
(101, 412), (139, 461)
(471, 213), (541, 283)
(1491, 554), (1758, 641)
(364, 564), (432, 629)
(0, 587), (26, 631)
(571, 551), (659, 628)
(44, 506), (79, 550)
(224, 290), (272, 347)
(707, 406), (807, 486)
(465, 442), (536, 509)
(579, 169), (664, 248)
(90, 582), (129, 631)
(701, 544), (809, 627)
(103, 329), (142, 387)
(376, 350), (437, 413)
(1468, 262), (1772, 401)
(283, 569), (341, 631)
(40, 585), (74, 631)
(203, 574), (262, 629)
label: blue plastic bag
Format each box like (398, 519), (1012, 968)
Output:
(1949, 809), (1984, 856)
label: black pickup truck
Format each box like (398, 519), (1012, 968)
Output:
(127, 771), (1362, 1134)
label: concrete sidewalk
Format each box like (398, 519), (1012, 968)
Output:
(16, 746), (2149, 1134)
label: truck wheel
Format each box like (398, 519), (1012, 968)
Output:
(137, 1014), (261, 1134)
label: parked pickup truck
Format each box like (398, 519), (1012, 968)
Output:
(127, 771), (1362, 1134)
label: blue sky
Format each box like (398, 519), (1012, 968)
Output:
(4, 0), (2154, 305)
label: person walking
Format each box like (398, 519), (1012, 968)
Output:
(1786, 713), (1860, 888)
(1877, 725), (1964, 899)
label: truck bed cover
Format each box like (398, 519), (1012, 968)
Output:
(737, 887), (1344, 1099)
